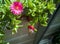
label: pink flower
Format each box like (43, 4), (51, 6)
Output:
(28, 25), (35, 33)
(10, 2), (23, 15)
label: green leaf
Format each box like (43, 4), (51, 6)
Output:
(20, 0), (25, 3)
(0, 7), (6, 14)
(0, 33), (4, 37)
(4, 0), (10, 5)
(47, 1), (56, 14)
(10, 0), (16, 3)
(12, 28), (18, 35)
(0, 0), (2, 4)
(2, 15), (5, 19)
(16, 0), (20, 2)
(15, 20), (22, 25)
(31, 12), (36, 17)
(6, 42), (10, 44)
(41, 22), (47, 26)
(28, 0), (33, 8)
(34, 29), (37, 32)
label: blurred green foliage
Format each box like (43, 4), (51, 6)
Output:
(21, 0), (56, 26)
(0, 0), (59, 44)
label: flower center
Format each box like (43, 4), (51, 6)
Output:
(15, 6), (19, 10)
